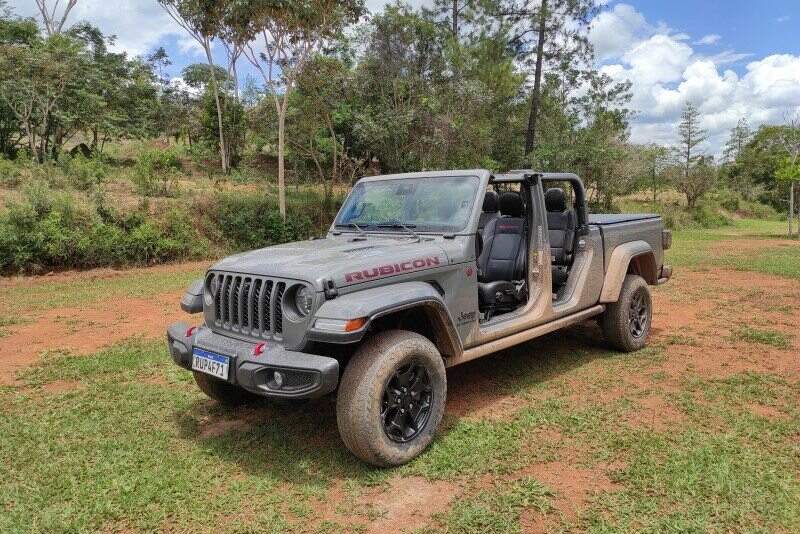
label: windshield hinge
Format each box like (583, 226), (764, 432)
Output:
(323, 278), (338, 299)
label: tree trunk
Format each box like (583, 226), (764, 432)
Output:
(204, 42), (228, 175)
(277, 98), (287, 220)
(790, 182), (795, 239)
(452, 0), (458, 36)
(524, 0), (548, 157)
(652, 164), (657, 207)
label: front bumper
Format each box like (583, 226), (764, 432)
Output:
(167, 322), (339, 399)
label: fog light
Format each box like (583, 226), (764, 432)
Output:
(273, 371), (284, 389)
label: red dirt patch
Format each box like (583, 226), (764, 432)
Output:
(520, 460), (619, 533)
(747, 403), (787, 420)
(312, 476), (458, 533)
(361, 476), (457, 533)
(39, 379), (85, 394)
(0, 291), (188, 385)
(625, 394), (685, 431)
(198, 418), (254, 439)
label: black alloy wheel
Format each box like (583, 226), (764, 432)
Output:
(628, 288), (650, 338)
(380, 360), (433, 443)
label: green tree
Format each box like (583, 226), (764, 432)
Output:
(237, 0), (365, 219)
(773, 119), (800, 238)
(0, 33), (89, 162)
(495, 0), (597, 159)
(158, 0), (233, 173)
(673, 102), (710, 208)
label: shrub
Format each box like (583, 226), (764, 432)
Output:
(690, 204), (731, 228)
(0, 157), (22, 188)
(0, 180), (205, 274)
(206, 192), (313, 251)
(61, 155), (107, 191)
(710, 189), (741, 212)
(133, 148), (182, 197)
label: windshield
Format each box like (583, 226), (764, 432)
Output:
(334, 176), (480, 233)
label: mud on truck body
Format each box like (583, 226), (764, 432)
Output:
(167, 170), (672, 466)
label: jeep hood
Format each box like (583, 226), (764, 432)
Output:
(210, 235), (449, 289)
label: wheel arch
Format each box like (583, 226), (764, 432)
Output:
(310, 281), (462, 359)
(599, 241), (658, 303)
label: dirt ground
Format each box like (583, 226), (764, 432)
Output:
(1, 237), (798, 531)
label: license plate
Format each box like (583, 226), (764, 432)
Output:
(192, 348), (230, 380)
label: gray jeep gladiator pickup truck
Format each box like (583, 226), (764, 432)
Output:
(167, 170), (672, 466)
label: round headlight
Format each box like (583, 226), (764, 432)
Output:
(294, 286), (313, 317)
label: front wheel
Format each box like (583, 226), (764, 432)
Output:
(601, 274), (653, 352)
(336, 330), (447, 467)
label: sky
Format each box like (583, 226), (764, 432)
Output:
(9, 0), (800, 156)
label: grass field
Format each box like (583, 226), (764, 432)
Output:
(0, 219), (798, 533)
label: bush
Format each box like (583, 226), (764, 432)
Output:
(133, 148), (182, 196)
(0, 157), (23, 188)
(0, 180), (205, 273)
(61, 155), (107, 191)
(690, 204), (732, 228)
(709, 189), (741, 212)
(206, 192), (314, 251)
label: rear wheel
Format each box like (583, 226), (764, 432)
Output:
(601, 274), (652, 352)
(193, 371), (260, 406)
(336, 330), (447, 467)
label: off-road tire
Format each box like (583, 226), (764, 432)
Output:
(601, 274), (652, 352)
(336, 330), (447, 467)
(193, 371), (259, 406)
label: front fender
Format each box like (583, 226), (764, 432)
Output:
(599, 241), (657, 303)
(307, 282), (460, 353)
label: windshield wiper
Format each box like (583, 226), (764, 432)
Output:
(335, 222), (366, 235)
(374, 220), (420, 241)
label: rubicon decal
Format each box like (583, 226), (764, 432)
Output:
(344, 256), (441, 282)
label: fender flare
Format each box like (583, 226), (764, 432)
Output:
(309, 281), (462, 357)
(599, 241), (658, 303)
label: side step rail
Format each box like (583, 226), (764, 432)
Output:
(446, 305), (605, 367)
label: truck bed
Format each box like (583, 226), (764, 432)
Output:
(587, 213), (665, 273)
(588, 213), (661, 225)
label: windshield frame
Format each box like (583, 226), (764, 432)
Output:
(331, 174), (484, 235)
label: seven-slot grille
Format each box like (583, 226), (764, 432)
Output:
(209, 272), (287, 338)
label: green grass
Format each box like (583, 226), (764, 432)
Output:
(2, 216), (799, 532)
(435, 477), (552, 533)
(583, 373), (800, 532)
(667, 219), (800, 279)
(0, 340), (377, 533)
(730, 326), (793, 349)
(0, 266), (203, 315)
(2, 337), (799, 532)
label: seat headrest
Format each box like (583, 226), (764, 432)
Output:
(545, 188), (567, 212)
(482, 190), (499, 213)
(499, 191), (523, 217)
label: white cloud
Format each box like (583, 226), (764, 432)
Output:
(694, 34), (721, 45)
(589, 3), (650, 60)
(365, 0), (432, 14)
(704, 50), (752, 66)
(592, 4), (799, 156)
(8, 0), (184, 56)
